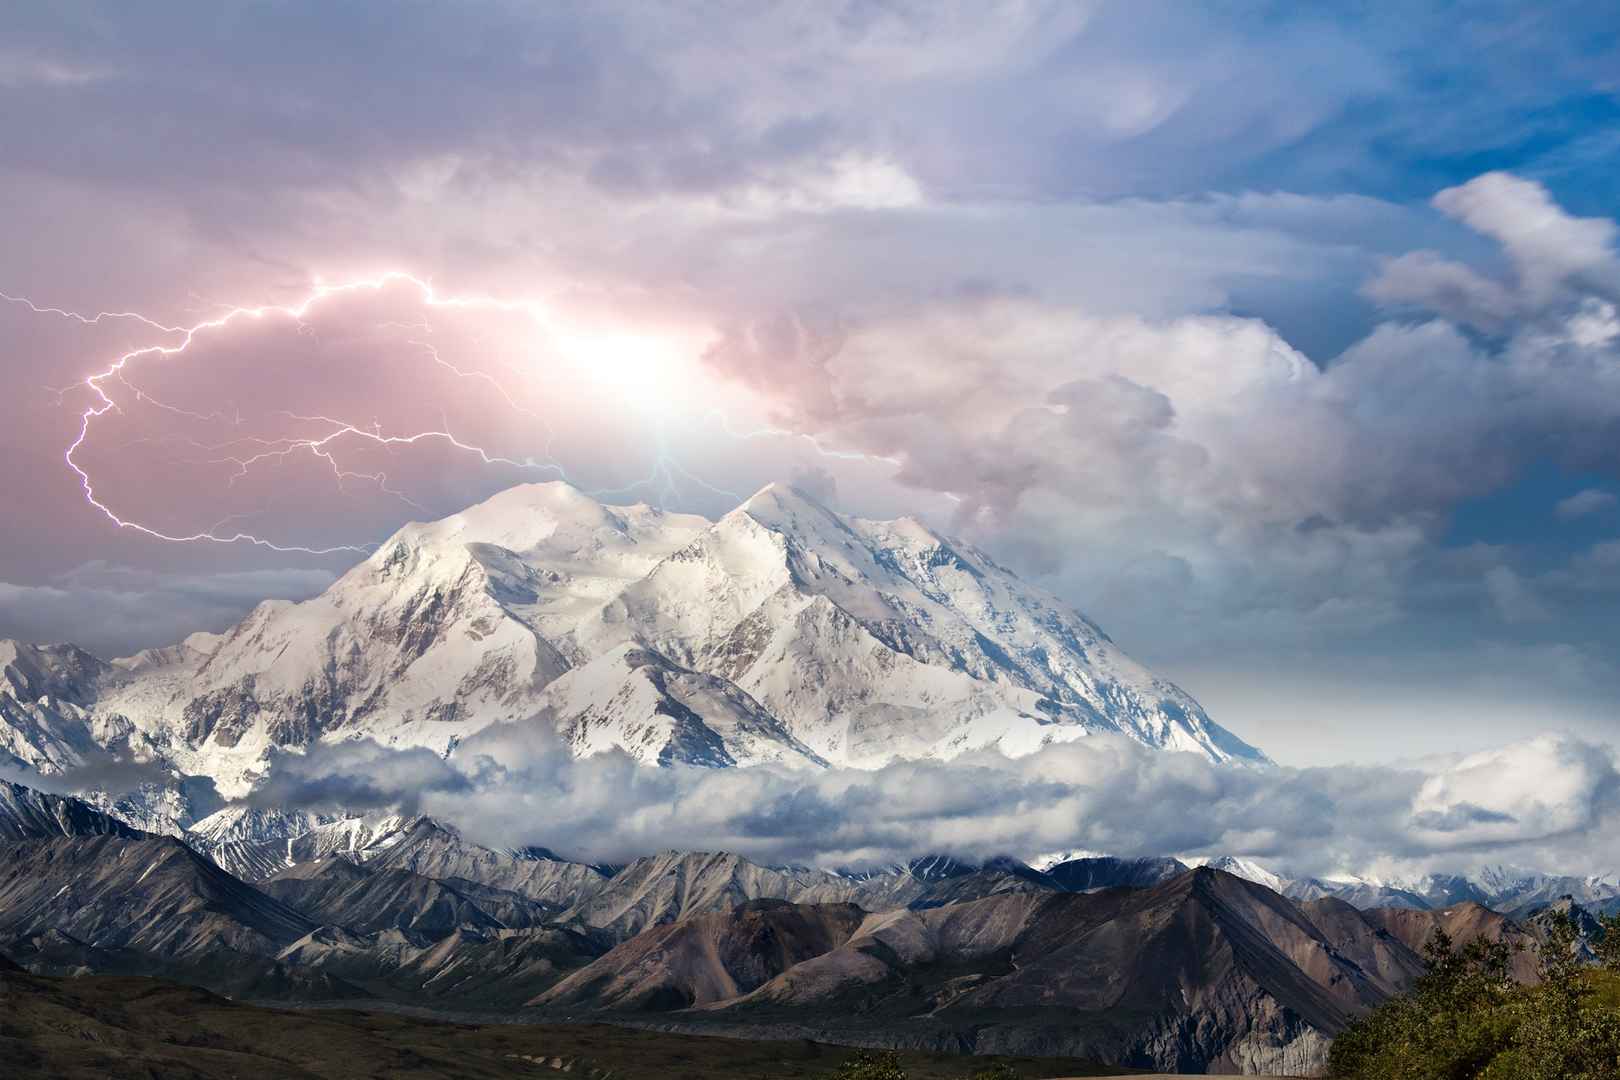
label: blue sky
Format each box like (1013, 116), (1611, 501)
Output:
(2, 2), (1619, 766)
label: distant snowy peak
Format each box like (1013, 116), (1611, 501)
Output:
(0, 479), (1266, 820)
(1029, 848), (1108, 872)
(1197, 856), (1290, 893)
(0, 640), (125, 774)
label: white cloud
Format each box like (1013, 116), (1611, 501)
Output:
(1431, 171), (1620, 304)
(1556, 488), (1616, 520)
(1409, 734), (1612, 849)
(1484, 565), (1552, 624)
(232, 724), (1620, 879)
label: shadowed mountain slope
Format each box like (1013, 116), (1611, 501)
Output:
(0, 833), (314, 960)
(534, 868), (1432, 1075)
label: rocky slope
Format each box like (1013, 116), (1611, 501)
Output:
(533, 867), (1435, 1074)
(261, 856), (552, 938)
(1360, 901), (1541, 983)
(0, 833), (315, 962)
(0, 779), (147, 841)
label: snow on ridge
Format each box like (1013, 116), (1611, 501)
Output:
(0, 479), (1267, 826)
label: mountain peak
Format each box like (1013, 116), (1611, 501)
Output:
(0, 479), (1267, 817)
(1200, 856), (1289, 892)
(736, 481), (842, 526)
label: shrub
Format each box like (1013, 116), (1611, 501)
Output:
(968, 1065), (1019, 1080)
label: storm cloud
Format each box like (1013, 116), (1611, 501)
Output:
(3, 3), (1620, 767)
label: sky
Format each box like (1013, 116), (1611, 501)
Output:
(3, 1), (1620, 775)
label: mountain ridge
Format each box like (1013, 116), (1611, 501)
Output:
(0, 480), (1264, 831)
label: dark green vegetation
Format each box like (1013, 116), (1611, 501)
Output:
(826, 1052), (1028, 1080)
(0, 957), (1129, 1080)
(1329, 914), (1620, 1079)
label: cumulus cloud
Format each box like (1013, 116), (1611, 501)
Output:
(229, 723), (1620, 879)
(1365, 172), (1620, 330)
(1431, 172), (1620, 304)
(701, 174), (1620, 670)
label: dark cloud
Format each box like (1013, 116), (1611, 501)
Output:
(0, 564), (336, 656)
(788, 465), (839, 506)
(0, 752), (177, 798)
(245, 740), (472, 816)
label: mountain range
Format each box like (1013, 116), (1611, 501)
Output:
(1210, 855), (1620, 920)
(0, 776), (1573, 1075)
(0, 482), (1264, 834)
(1, 481), (1609, 1074)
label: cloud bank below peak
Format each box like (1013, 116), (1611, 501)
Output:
(212, 723), (1620, 882)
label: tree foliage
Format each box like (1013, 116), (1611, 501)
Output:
(827, 1050), (909, 1080)
(822, 1052), (1023, 1080)
(1329, 915), (1620, 1080)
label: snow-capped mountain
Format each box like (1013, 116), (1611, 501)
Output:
(1170, 855), (1620, 916)
(1195, 855), (1290, 892)
(0, 779), (146, 841)
(0, 481), (1264, 825)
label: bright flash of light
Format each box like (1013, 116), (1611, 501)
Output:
(5, 271), (899, 556)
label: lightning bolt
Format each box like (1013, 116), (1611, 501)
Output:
(7, 272), (902, 557)
(6, 272), (588, 554)
(3, 272), (913, 557)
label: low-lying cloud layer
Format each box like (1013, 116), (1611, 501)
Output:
(225, 724), (1620, 881)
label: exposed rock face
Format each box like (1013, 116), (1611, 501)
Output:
(0, 780), (147, 841)
(273, 923), (604, 1007)
(261, 856), (546, 938)
(1360, 901), (1541, 984)
(195, 813), (619, 910)
(557, 851), (860, 939)
(0, 834), (314, 961)
(536, 899), (868, 1011)
(531, 867), (1434, 1075)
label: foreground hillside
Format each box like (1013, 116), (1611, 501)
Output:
(0, 958), (1127, 1080)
